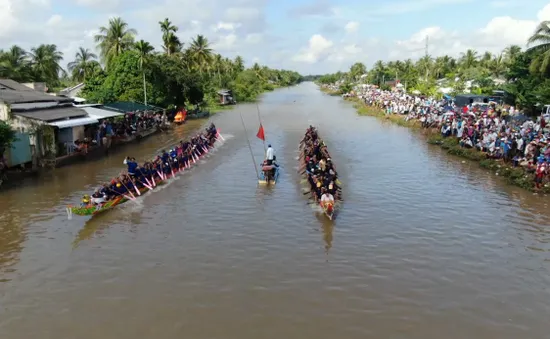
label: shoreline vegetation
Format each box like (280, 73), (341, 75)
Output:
(315, 21), (550, 195)
(343, 96), (549, 194)
(0, 17), (302, 115)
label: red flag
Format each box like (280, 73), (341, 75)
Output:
(256, 124), (265, 141)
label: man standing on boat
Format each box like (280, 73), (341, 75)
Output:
(266, 144), (275, 165)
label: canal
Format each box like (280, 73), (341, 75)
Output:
(1, 82), (549, 338)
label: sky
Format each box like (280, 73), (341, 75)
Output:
(1, 0), (550, 75)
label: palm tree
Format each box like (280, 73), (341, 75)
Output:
(503, 45), (522, 64)
(234, 56), (245, 73)
(0, 45), (31, 81)
(134, 40), (154, 105)
(489, 54), (506, 77)
(159, 18), (181, 55)
(527, 21), (550, 74)
(213, 54), (223, 86)
(189, 35), (213, 73)
(416, 55), (432, 80)
(459, 49), (479, 69)
(94, 17), (137, 67)
(68, 47), (98, 82)
(29, 44), (64, 85)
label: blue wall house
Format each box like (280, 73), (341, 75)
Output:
(0, 79), (96, 168)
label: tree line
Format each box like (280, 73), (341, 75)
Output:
(0, 17), (302, 108)
(317, 21), (550, 114)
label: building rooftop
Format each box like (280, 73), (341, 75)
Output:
(13, 104), (87, 122)
(0, 78), (72, 104)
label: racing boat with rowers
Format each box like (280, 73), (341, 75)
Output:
(298, 126), (342, 220)
(67, 124), (224, 217)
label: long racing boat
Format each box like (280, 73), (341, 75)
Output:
(67, 125), (223, 217)
(298, 126), (341, 220)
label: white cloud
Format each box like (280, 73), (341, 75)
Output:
(213, 21), (241, 32)
(386, 4), (550, 62)
(46, 14), (62, 26)
(0, 0), (17, 37)
(344, 21), (359, 33)
(75, 0), (121, 10)
(292, 34), (333, 63)
(245, 33), (263, 44)
(2, 0), (550, 76)
(212, 34), (238, 51)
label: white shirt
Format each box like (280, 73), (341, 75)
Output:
(266, 147), (274, 160)
(321, 193), (334, 203)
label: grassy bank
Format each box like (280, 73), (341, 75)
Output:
(319, 86), (342, 96)
(348, 97), (550, 194)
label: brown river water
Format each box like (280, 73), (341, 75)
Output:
(1, 82), (550, 338)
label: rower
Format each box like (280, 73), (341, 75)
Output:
(123, 156), (138, 176)
(81, 194), (91, 207)
(266, 144), (275, 165)
(320, 188), (334, 205)
(91, 189), (106, 205)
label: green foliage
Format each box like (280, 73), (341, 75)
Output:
(339, 82), (353, 94)
(1, 16), (301, 109)
(0, 121), (17, 157)
(316, 73), (343, 84)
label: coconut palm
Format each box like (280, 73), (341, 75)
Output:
(68, 47), (98, 82)
(0, 45), (31, 81)
(527, 21), (550, 74)
(189, 35), (213, 73)
(459, 49), (479, 69)
(94, 17), (137, 67)
(134, 40), (154, 105)
(503, 45), (522, 64)
(159, 18), (181, 55)
(29, 44), (64, 85)
(234, 56), (245, 73)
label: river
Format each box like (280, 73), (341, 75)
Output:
(1, 82), (550, 338)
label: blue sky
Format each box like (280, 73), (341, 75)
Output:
(1, 0), (550, 74)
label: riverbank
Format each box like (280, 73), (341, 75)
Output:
(319, 85), (341, 96)
(347, 97), (550, 194)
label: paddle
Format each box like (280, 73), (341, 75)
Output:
(118, 180), (136, 201)
(137, 168), (153, 189)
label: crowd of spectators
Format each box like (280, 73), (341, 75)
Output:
(354, 86), (550, 189)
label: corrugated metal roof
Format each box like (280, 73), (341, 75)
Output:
(103, 101), (163, 113)
(13, 106), (87, 122)
(0, 79), (35, 91)
(48, 116), (98, 128)
(82, 106), (123, 119)
(0, 88), (72, 104)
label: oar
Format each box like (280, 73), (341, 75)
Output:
(170, 162), (176, 178)
(119, 181), (137, 200)
(137, 168), (153, 188)
(134, 176), (152, 190)
(216, 129), (225, 141)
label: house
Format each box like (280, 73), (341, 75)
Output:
(0, 79), (96, 168)
(217, 89), (236, 105)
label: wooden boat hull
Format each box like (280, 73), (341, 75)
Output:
(68, 129), (221, 217)
(320, 201), (334, 220)
(258, 165), (280, 185)
(298, 129), (340, 221)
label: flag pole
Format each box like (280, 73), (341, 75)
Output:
(239, 111), (260, 180)
(256, 103), (267, 155)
